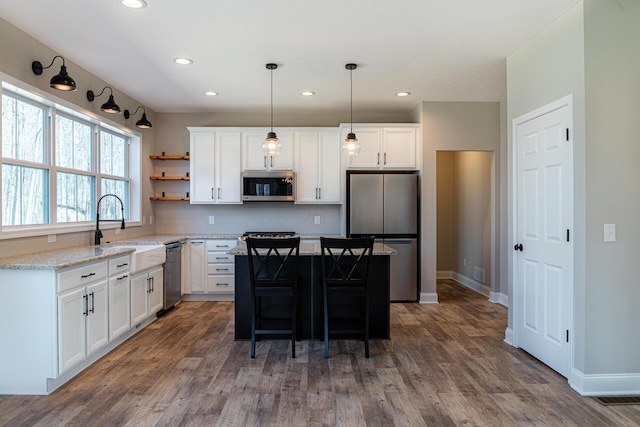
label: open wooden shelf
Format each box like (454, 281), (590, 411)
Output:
(149, 176), (190, 181)
(149, 155), (190, 160)
(150, 196), (190, 201)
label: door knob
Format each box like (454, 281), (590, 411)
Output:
(514, 243), (523, 251)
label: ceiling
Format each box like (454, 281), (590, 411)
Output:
(0, 0), (578, 115)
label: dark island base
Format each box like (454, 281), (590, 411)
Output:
(234, 255), (391, 340)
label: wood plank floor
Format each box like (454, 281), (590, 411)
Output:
(2, 279), (639, 426)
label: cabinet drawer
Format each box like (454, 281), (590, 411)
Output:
(108, 255), (131, 275)
(206, 275), (235, 293)
(205, 240), (237, 251)
(207, 252), (234, 264)
(207, 263), (234, 275)
(58, 261), (108, 293)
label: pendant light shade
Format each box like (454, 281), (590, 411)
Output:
(31, 55), (77, 91)
(87, 86), (121, 114)
(343, 63), (360, 155)
(263, 63), (281, 156)
(124, 106), (153, 129)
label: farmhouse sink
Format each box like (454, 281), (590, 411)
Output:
(109, 244), (166, 274)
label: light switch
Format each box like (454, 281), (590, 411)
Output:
(209, 216), (215, 224)
(604, 224), (616, 242)
(47, 234), (56, 243)
(314, 215), (320, 225)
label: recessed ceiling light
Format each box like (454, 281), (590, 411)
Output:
(396, 92), (411, 97)
(301, 91), (316, 96)
(204, 91), (219, 96)
(174, 57), (193, 65)
(122, 0), (147, 9)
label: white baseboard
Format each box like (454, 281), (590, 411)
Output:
(504, 327), (514, 346)
(437, 270), (491, 297)
(419, 293), (438, 304)
(489, 291), (509, 307)
(570, 369), (640, 396)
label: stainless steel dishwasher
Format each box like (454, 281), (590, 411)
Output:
(160, 241), (182, 315)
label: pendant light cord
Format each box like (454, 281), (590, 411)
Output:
(350, 67), (353, 134)
(270, 67), (274, 133)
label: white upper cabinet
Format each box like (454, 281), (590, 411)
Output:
(243, 131), (293, 171)
(294, 130), (341, 204)
(189, 129), (242, 204)
(342, 124), (420, 170)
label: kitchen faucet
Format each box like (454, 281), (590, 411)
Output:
(95, 194), (125, 245)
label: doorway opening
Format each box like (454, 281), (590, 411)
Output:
(436, 150), (496, 300)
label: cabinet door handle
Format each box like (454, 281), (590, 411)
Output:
(151, 276), (154, 292)
(81, 272), (96, 279)
(192, 241), (203, 245)
(83, 294), (88, 316)
(147, 277), (151, 293)
(215, 245), (229, 248)
(384, 153), (387, 165)
(377, 153), (380, 165)
(218, 188), (221, 199)
(270, 157), (273, 168)
(216, 283), (229, 286)
(90, 292), (95, 313)
(117, 263), (129, 268)
(211, 188), (214, 200)
(117, 274), (129, 280)
(264, 156), (267, 168)
(318, 188), (321, 199)
(216, 268), (229, 272)
(216, 256), (227, 259)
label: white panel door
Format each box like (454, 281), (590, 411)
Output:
(86, 280), (109, 355)
(109, 273), (131, 340)
(190, 132), (216, 203)
(147, 267), (164, 315)
(515, 103), (572, 378)
(346, 127), (382, 169)
(317, 131), (341, 203)
(58, 288), (86, 374)
(382, 127), (416, 169)
(130, 273), (148, 325)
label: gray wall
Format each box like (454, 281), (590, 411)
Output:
(421, 102), (501, 300)
(507, 0), (640, 376)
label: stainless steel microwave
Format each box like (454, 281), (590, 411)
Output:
(242, 171), (295, 201)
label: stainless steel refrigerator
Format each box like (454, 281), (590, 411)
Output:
(347, 171), (419, 301)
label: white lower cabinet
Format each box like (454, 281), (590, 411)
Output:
(186, 239), (236, 299)
(131, 266), (164, 326)
(58, 277), (109, 375)
(109, 273), (131, 340)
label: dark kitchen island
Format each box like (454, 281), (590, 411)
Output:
(230, 241), (396, 341)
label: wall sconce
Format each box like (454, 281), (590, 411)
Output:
(124, 106), (152, 129)
(31, 55), (77, 91)
(86, 86), (121, 114)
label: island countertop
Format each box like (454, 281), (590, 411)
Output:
(228, 241), (397, 256)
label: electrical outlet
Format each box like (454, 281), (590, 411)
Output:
(209, 216), (215, 224)
(142, 216), (146, 225)
(47, 234), (56, 243)
(314, 215), (320, 225)
(115, 228), (121, 235)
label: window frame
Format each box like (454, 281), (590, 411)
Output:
(0, 75), (142, 240)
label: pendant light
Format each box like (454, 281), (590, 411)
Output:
(31, 55), (77, 91)
(343, 63), (360, 155)
(86, 86), (121, 114)
(263, 63), (281, 156)
(124, 106), (152, 129)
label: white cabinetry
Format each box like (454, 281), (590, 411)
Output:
(189, 129), (242, 204)
(130, 266), (164, 326)
(243, 130), (294, 171)
(57, 261), (109, 374)
(294, 130), (342, 203)
(186, 239), (236, 300)
(108, 255), (131, 340)
(206, 240), (236, 295)
(342, 124), (419, 170)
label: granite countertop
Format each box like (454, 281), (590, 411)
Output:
(0, 233), (356, 271)
(229, 241), (397, 256)
(0, 246), (136, 271)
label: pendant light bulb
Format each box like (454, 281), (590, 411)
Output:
(343, 63), (360, 155)
(264, 63), (281, 156)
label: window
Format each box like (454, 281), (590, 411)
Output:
(1, 81), (139, 237)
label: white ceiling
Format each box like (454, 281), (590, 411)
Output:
(0, 0), (578, 115)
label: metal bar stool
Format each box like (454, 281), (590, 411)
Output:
(320, 236), (374, 358)
(246, 236), (300, 358)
